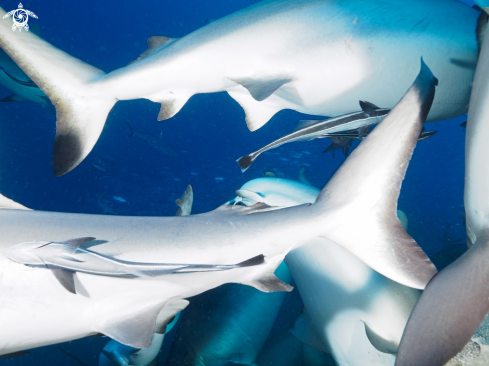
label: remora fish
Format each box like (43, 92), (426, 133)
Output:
(237, 101), (389, 171)
(100, 188), (193, 366)
(0, 61), (436, 356)
(0, 0), (480, 175)
(125, 121), (176, 157)
(0, 24), (53, 111)
(3, 237), (265, 294)
(395, 22), (489, 366)
(231, 177), (417, 366)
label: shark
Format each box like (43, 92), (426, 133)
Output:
(237, 101), (389, 171)
(125, 121), (176, 157)
(395, 19), (489, 366)
(0, 24), (53, 111)
(0, 0), (480, 176)
(230, 176), (418, 366)
(100, 188), (193, 366)
(0, 60), (437, 356)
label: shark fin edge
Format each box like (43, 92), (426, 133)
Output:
(314, 59), (438, 290)
(57, 237), (95, 253)
(362, 321), (398, 354)
(156, 94), (191, 121)
(0, 193), (31, 210)
(154, 298), (188, 334)
(239, 254), (293, 293)
(48, 266), (76, 294)
(0, 350), (31, 359)
(227, 87), (281, 131)
(175, 184), (193, 216)
(395, 229), (489, 366)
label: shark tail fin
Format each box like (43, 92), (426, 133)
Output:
(313, 58), (438, 290)
(239, 253), (293, 292)
(0, 8), (117, 177)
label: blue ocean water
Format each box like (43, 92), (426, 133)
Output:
(0, 0), (474, 364)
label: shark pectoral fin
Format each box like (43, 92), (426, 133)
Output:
(97, 298), (182, 349)
(239, 254), (293, 293)
(227, 87), (282, 131)
(315, 59), (438, 290)
(395, 229), (489, 366)
(291, 308), (330, 353)
(154, 298), (188, 334)
(359, 100), (381, 116)
(57, 237), (96, 253)
(130, 36), (178, 64)
(229, 76), (292, 102)
(155, 94), (191, 121)
(361, 321), (398, 354)
(48, 266), (76, 294)
(0, 94), (24, 102)
(101, 349), (129, 366)
(0, 193), (31, 210)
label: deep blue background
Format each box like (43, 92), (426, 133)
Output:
(0, 0), (473, 364)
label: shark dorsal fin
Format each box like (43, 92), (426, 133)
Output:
(359, 100), (381, 116)
(131, 36), (178, 64)
(175, 185), (193, 216)
(57, 237), (95, 253)
(362, 321), (399, 354)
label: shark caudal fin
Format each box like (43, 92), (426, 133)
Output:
(314, 59), (438, 290)
(0, 7), (117, 177)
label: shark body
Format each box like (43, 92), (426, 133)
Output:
(0, 0), (480, 175)
(0, 61), (437, 356)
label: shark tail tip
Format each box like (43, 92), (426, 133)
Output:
(237, 153), (257, 172)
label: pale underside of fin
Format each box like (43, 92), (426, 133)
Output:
(228, 75), (292, 102)
(48, 265), (76, 294)
(235, 189), (264, 205)
(362, 321), (398, 354)
(238, 253), (293, 292)
(153, 298), (189, 334)
(291, 308), (330, 353)
(0, 193), (31, 210)
(154, 93), (191, 121)
(175, 184), (193, 216)
(395, 229), (489, 366)
(96, 297), (188, 349)
(227, 87), (283, 131)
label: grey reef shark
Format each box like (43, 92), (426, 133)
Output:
(0, 24), (53, 111)
(125, 121), (176, 157)
(395, 7), (489, 366)
(0, 60), (438, 357)
(0, 0), (482, 176)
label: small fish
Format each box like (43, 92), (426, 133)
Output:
(2, 238), (265, 294)
(126, 121), (177, 157)
(237, 101), (389, 171)
(279, 158), (289, 161)
(92, 164), (106, 172)
(112, 196), (127, 203)
(215, 177), (225, 181)
(264, 171), (276, 177)
(190, 172), (198, 176)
